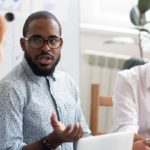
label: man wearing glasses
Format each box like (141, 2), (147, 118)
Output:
(0, 11), (91, 150)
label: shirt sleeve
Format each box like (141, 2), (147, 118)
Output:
(111, 72), (139, 133)
(0, 81), (27, 150)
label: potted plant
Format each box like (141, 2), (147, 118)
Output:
(130, 0), (150, 58)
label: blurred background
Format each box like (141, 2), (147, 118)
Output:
(1, 0), (150, 132)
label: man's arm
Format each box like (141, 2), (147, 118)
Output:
(111, 72), (139, 133)
(111, 73), (147, 149)
(22, 113), (83, 150)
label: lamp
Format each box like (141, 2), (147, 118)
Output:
(130, 0), (150, 58)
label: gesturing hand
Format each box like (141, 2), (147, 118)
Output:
(46, 112), (84, 149)
(51, 112), (83, 142)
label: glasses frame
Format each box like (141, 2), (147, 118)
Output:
(24, 36), (62, 49)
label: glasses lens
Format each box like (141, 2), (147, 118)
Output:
(48, 37), (61, 49)
(30, 37), (44, 49)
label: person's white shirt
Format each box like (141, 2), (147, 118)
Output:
(111, 62), (150, 138)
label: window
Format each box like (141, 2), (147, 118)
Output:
(80, 0), (137, 28)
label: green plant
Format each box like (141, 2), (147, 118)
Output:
(130, 0), (150, 58)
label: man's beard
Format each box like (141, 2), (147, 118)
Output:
(24, 51), (60, 76)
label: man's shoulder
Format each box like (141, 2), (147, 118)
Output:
(117, 62), (150, 87)
(118, 62), (149, 78)
(1, 63), (25, 85)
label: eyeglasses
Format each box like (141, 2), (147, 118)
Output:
(24, 36), (62, 49)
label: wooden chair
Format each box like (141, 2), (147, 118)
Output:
(90, 84), (113, 135)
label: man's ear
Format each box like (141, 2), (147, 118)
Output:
(60, 38), (63, 49)
(20, 37), (26, 51)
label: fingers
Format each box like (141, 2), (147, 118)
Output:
(70, 123), (83, 140)
(145, 138), (150, 147)
(133, 140), (150, 150)
(63, 122), (83, 141)
(50, 113), (84, 143)
(64, 124), (73, 134)
(51, 112), (63, 129)
(51, 113), (58, 126)
(145, 145), (150, 150)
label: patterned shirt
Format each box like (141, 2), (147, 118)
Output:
(0, 58), (91, 150)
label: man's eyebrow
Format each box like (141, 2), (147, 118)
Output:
(48, 35), (60, 38)
(30, 35), (42, 38)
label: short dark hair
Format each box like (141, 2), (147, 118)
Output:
(22, 11), (62, 37)
(123, 57), (146, 69)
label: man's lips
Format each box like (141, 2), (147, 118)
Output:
(36, 54), (54, 65)
(37, 54), (54, 59)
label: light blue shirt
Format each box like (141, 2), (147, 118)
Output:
(0, 58), (91, 150)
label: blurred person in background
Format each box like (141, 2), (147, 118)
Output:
(0, 12), (14, 63)
(0, 15), (7, 63)
(111, 62), (150, 150)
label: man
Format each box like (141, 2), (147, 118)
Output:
(111, 63), (150, 150)
(0, 11), (91, 150)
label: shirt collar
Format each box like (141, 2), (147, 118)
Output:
(21, 57), (56, 83)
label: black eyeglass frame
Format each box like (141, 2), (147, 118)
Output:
(24, 36), (62, 49)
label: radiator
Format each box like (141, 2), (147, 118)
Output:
(84, 50), (130, 132)
(85, 50), (130, 95)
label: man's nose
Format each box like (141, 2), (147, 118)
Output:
(42, 40), (51, 51)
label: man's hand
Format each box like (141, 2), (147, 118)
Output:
(22, 113), (83, 150)
(46, 112), (84, 149)
(133, 140), (150, 150)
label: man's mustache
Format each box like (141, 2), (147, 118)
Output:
(36, 52), (54, 60)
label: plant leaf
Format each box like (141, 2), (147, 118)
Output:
(138, 0), (150, 13)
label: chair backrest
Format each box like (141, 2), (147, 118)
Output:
(90, 84), (113, 135)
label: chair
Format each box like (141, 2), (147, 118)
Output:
(90, 84), (113, 135)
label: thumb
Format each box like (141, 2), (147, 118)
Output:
(51, 112), (60, 128)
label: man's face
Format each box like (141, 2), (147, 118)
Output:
(20, 18), (63, 76)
